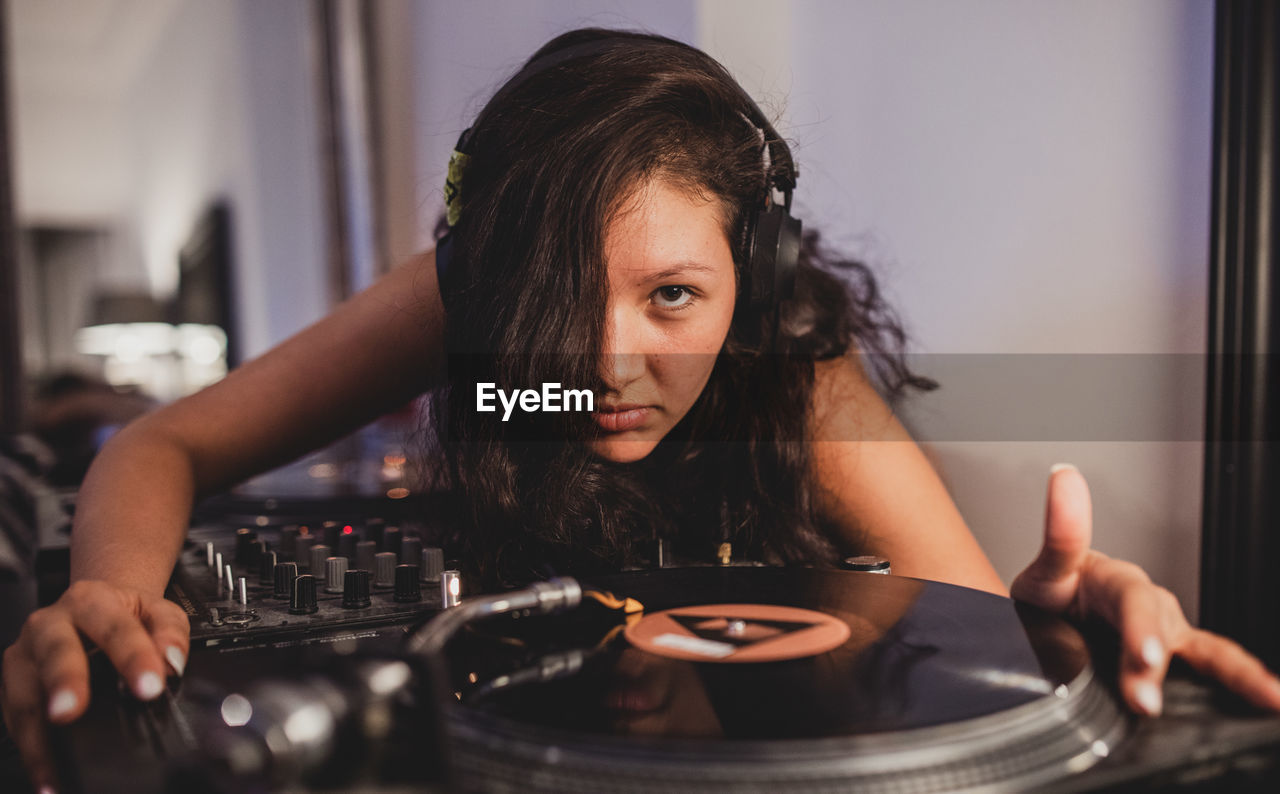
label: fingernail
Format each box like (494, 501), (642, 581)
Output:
(47, 689), (77, 720)
(1135, 681), (1162, 716)
(165, 646), (187, 677)
(134, 671), (164, 700)
(1050, 462), (1078, 475)
(1141, 636), (1165, 668)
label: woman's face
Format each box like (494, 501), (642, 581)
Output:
(591, 179), (737, 463)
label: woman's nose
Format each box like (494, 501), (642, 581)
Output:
(601, 307), (646, 390)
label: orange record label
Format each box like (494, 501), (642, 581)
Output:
(624, 603), (851, 663)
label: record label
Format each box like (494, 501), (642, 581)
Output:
(624, 603), (852, 662)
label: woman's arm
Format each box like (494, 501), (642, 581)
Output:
(807, 355), (1006, 594)
(2, 250), (446, 793)
(808, 354), (1280, 716)
(73, 249), (445, 591)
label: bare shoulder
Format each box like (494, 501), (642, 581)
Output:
(805, 353), (1006, 593)
(808, 354), (908, 444)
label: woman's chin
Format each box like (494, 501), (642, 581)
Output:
(590, 436), (660, 463)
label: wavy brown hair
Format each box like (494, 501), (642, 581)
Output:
(425, 28), (934, 587)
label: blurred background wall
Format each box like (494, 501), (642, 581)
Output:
(6, 0), (1212, 614)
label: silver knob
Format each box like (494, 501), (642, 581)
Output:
(374, 552), (397, 588)
(324, 556), (348, 594)
(309, 544), (332, 582)
(420, 548), (444, 582)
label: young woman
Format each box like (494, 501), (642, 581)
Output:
(4, 28), (1278, 793)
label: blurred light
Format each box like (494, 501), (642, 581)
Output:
(221, 693), (253, 727)
(386, 487), (410, 499)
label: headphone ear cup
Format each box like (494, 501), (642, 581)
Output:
(747, 205), (803, 311)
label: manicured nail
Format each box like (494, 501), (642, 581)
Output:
(135, 671), (164, 700)
(1135, 681), (1162, 716)
(1141, 636), (1164, 668)
(47, 689), (78, 720)
(165, 646), (187, 677)
(1050, 462), (1078, 475)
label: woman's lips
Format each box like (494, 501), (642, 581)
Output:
(595, 405), (652, 433)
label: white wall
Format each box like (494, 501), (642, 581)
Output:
(718, 0), (1212, 613)
(10, 0), (328, 364)
(402, 0), (697, 252)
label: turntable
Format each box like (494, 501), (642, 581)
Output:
(49, 533), (1280, 793)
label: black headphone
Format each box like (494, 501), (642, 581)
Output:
(435, 35), (802, 321)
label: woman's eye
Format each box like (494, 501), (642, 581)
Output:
(651, 285), (695, 310)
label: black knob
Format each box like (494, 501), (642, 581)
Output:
(355, 541), (377, 574)
(337, 530), (359, 559)
(246, 540), (268, 571)
(365, 519), (386, 548)
(342, 569), (371, 609)
(383, 527), (402, 556)
(322, 522), (341, 548)
(279, 526), (300, 558)
(394, 564), (421, 602)
(274, 562), (298, 599)
(289, 574), (318, 614)
(259, 550), (278, 586)
(400, 537), (423, 566)
(233, 528), (256, 564)
(295, 535), (316, 572)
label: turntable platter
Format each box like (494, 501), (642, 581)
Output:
(442, 568), (1126, 792)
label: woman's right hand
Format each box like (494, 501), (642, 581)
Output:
(2, 580), (190, 793)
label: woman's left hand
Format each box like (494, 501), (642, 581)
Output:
(1010, 464), (1280, 716)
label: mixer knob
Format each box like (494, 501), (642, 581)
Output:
(365, 518), (386, 548)
(234, 528), (256, 564)
(420, 548), (444, 582)
(324, 557), (348, 594)
(342, 569), (372, 609)
(259, 550), (278, 586)
(274, 562), (298, 599)
(374, 552), (397, 588)
(394, 565), (422, 602)
(310, 544), (332, 582)
(322, 521), (341, 548)
(289, 574), (318, 615)
(279, 526), (300, 558)
(383, 527), (402, 557)
(246, 539), (267, 571)
(295, 535), (316, 571)
(441, 570), (462, 608)
(840, 555), (891, 574)
(337, 530), (358, 559)
(355, 540), (377, 573)
(400, 537), (423, 566)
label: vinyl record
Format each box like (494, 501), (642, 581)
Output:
(441, 567), (1127, 792)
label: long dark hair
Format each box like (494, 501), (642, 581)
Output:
(426, 28), (934, 587)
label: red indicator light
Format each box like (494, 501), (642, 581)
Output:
(343, 525), (354, 534)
